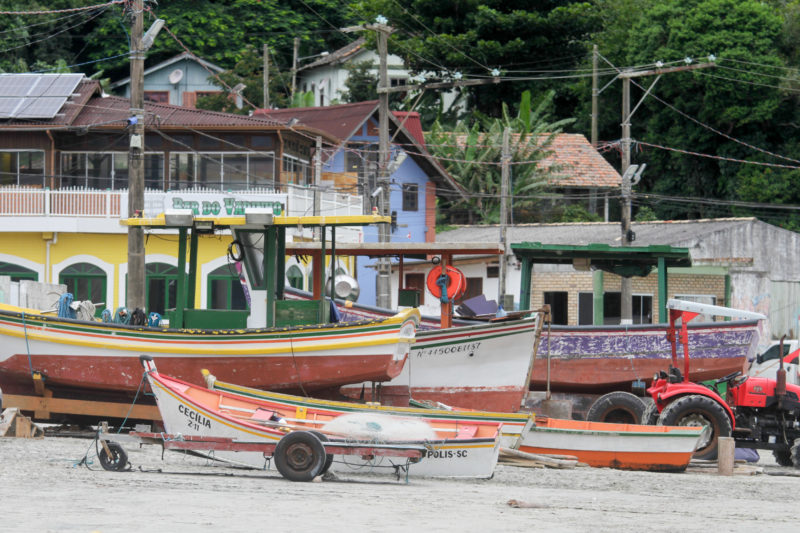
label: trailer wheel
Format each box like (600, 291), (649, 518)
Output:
(641, 399), (660, 426)
(586, 391), (646, 424)
(274, 431), (326, 482)
(308, 430), (334, 474)
(791, 439), (800, 469)
(657, 394), (732, 460)
(772, 448), (793, 467)
(98, 441), (128, 472)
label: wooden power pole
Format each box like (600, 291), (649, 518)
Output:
(618, 61), (715, 323)
(498, 127), (510, 307)
(263, 44), (270, 108)
(127, 0), (145, 311)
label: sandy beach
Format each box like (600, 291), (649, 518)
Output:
(0, 434), (798, 533)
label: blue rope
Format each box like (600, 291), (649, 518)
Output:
(21, 312), (34, 377)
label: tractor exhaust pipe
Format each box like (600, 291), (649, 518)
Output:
(777, 335), (787, 408)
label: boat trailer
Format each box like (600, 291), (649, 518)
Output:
(95, 429), (427, 482)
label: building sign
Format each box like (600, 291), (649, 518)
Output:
(162, 192), (287, 216)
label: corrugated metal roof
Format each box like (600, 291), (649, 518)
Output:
(255, 100), (378, 140)
(436, 218), (760, 247)
(72, 95), (287, 128)
(393, 111), (425, 147)
(298, 37), (366, 71)
(0, 78), (99, 127)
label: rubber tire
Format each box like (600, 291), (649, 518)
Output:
(773, 447), (793, 467)
(586, 391), (646, 424)
(309, 430), (334, 474)
(641, 399), (660, 426)
(791, 438), (800, 469)
(657, 394), (732, 461)
(98, 441), (128, 472)
(274, 431), (326, 482)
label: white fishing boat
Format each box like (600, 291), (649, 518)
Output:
(142, 358), (502, 478)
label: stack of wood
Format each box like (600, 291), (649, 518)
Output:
(499, 447), (584, 469)
(0, 408), (44, 438)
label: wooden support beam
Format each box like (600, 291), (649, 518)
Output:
(4, 394), (160, 421)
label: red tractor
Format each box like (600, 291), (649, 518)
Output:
(645, 300), (800, 465)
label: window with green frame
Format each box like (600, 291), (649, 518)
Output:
(286, 264), (304, 290)
(208, 264), (248, 310)
(0, 262), (38, 282)
(145, 263), (178, 315)
(59, 263), (106, 317)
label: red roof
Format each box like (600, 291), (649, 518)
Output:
(392, 111), (425, 147)
(454, 132), (621, 190)
(255, 101), (378, 140)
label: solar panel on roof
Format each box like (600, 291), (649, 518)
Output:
(0, 73), (83, 119)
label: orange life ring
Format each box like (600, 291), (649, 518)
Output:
(426, 265), (467, 301)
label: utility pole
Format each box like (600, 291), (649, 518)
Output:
(498, 126), (510, 307)
(263, 44), (270, 108)
(127, 0), (145, 311)
(617, 60), (715, 323)
(620, 75), (633, 323)
(591, 45), (598, 148)
(374, 23), (393, 309)
(290, 37), (299, 101)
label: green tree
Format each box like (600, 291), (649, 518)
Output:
(584, 0), (795, 222)
(351, 1), (600, 119)
(340, 61), (378, 103)
(428, 90), (573, 224)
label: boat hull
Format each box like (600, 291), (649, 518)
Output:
(149, 368), (501, 478)
(519, 417), (703, 472)
(0, 308), (417, 397)
(340, 316), (540, 412)
(533, 320), (761, 393)
(207, 373), (534, 450)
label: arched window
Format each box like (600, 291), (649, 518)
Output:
(208, 264), (248, 310)
(146, 263), (178, 315)
(59, 262), (106, 316)
(286, 264), (304, 290)
(0, 262), (37, 282)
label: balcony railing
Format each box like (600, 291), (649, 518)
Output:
(0, 185), (364, 218)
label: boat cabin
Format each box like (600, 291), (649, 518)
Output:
(122, 210), (391, 329)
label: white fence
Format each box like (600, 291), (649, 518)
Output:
(0, 186), (364, 218)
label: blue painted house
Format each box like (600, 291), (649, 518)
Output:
(109, 52), (229, 108)
(256, 101), (465, 306)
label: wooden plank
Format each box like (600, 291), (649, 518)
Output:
(4, 394), (160, 421)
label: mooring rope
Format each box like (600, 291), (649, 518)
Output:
(20, 312), (34, 377)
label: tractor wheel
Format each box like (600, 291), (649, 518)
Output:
(586, 391), (646, 424)
(772, 448), (793, 467)
(274, 431), (326, 482)
(641, 399), (660, 426)
(657, 394), (732, 461)
(791, 439), (800, 469)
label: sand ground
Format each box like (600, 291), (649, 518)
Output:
(0, 435), (798, 533)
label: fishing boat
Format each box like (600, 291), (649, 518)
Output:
(280, 240), (544, 414)
(518, 416), (705, 472)
(302, 284), (761, 397)
(143, 358), (502, 478)
(202, 368), (534, 450)
(534, 319), (762, 393)
(0, 212), (418, 420)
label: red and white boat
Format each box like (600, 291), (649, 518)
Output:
(519, 417), (704, 472)
(143, 358), (503, 478)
